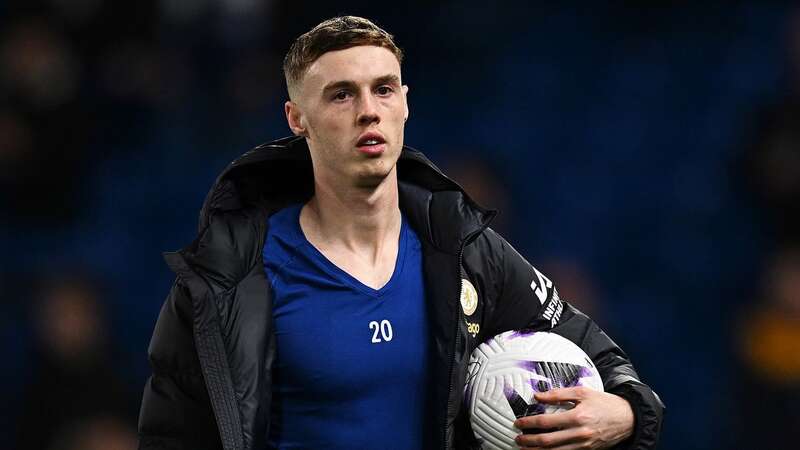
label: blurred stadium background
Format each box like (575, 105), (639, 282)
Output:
(2, 1), (800, 449)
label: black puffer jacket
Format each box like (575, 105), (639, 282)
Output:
(138, 136), (664, 450)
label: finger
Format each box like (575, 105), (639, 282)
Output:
(534, 386), (588, 403)
(515, 426), (592, 448)
(514, 409), (579, 431)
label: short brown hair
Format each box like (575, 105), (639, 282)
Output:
(283, 16), (403, 97)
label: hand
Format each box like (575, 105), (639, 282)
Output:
(512, 386), (634, 450)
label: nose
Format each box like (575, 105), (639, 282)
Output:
(356, 93), (380, 126)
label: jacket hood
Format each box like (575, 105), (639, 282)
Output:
(195, 136), (495, 253)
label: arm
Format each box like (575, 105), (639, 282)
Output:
(483, 230), (664, 450)
(138, 281), (222, 450)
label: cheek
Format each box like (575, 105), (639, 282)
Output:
(388, 101), (408, 129)
(313, 110), (350, 136)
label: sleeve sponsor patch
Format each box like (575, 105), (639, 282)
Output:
(529, 267), (562, 328)
(541, 289), (563, 328)
(530, 267), (553, 305)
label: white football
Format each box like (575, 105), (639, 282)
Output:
(464, 330), (604, 450)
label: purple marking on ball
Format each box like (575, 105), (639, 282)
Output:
(504, 386), (546, 418)
(507, 329), (537, 340)
(518, 360), (594, 391)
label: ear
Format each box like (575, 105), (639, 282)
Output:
(402, 85), (410, 122)
(285, 101), (307, 136)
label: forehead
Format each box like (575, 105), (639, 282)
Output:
(303, 45), (402, 88)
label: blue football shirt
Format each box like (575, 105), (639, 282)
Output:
(263, 204), (430, 449)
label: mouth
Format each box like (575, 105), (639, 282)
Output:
(356, 132), (387, 155)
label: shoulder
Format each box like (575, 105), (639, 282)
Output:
(464, 227), (546, 283)
(183, 207), (267, 290)
(463, 227), (559, 317)
(462, 227), (509, 269)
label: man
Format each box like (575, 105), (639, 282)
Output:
(138, 16), (663, 450)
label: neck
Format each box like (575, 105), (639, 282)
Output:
(301, 167), (401, 258)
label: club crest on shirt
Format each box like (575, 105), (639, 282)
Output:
(460, 278), (478, 316)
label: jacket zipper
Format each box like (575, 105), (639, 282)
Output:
(442, 223), (492, 449)
(442, 246), (464, 450)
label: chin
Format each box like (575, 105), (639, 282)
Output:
(354, 170), (391, 189)
(353, 162), (396, 189)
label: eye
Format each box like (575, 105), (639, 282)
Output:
(333, 90), (351, 101)
(376, 85), (394, 96)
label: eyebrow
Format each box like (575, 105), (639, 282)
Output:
(321, 74), (401, 96)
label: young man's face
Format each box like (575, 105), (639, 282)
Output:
(285, 45), (409, 188)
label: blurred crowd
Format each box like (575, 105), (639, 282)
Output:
(0, 0), (290, 226)
(15, 275), (137, 450)
(733, 11), (800, 447)
(2, 1), (800, 449)
(2, 2), (288, 448)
